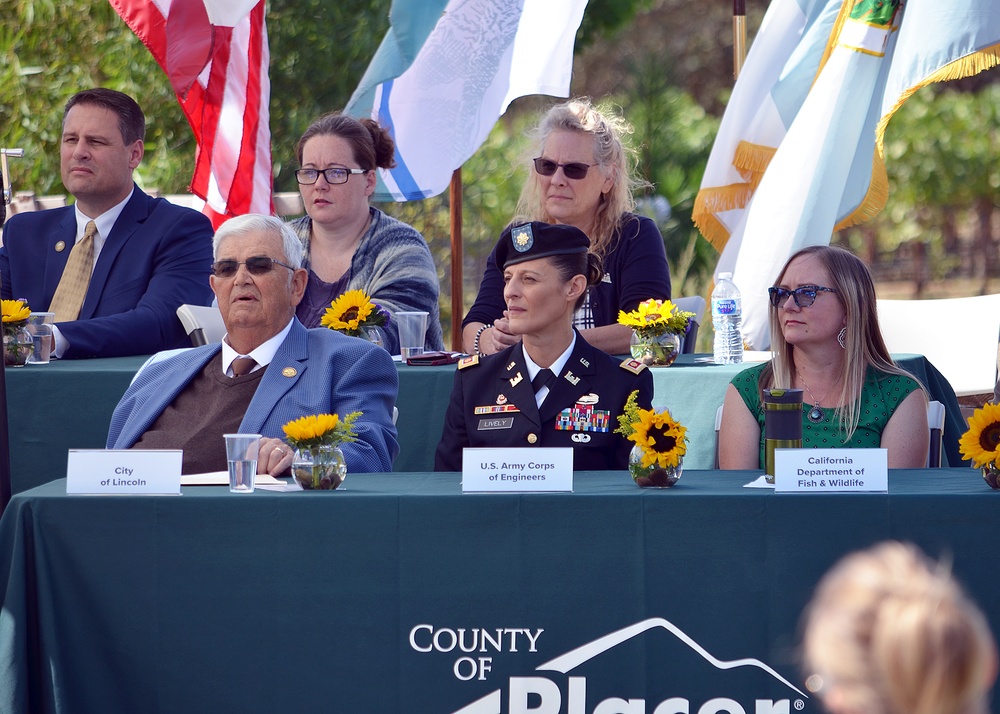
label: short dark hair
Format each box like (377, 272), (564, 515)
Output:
(63, 88), (145, 145)
(296, 112), (396, 170)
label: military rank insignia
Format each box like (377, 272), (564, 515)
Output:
(511, 223), (534, 253)
(619, 358), (647, 374)
(458, 355), (480, 370)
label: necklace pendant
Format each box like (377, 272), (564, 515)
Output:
(808, 405), (825, 423)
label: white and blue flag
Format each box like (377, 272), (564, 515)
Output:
(345, 0), (588, 202)
(694, 0), (1000, 348)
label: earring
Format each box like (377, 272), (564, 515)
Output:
(838, 327), (847, 349)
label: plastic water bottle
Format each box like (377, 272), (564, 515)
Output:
(712, 272), (744, 364)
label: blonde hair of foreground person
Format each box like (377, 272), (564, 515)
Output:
(802, 541), (997, 714)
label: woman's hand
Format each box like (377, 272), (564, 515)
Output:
(484, 314), (521, 354)
(258, 437), (294, 476)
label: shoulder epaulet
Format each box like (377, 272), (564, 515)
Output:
(458, 355), (480, 370)
(619, 357), (647, 374)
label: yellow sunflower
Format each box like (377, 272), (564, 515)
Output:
(321, 290), (376, 333)
(282, 411), (361, 450)
(618, 298), (674, 330)
(1, 299), (31, 325)
(959, 402), (1000, 468)
(628, 408), (688, 469)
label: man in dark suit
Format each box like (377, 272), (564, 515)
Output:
(0, 88), (213, 358)
(107, 214), (398, 475)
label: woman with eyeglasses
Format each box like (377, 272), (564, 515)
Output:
(288, 112), (444, 354)
(719, 245), (928, 469)
(462, 98), (671, 357)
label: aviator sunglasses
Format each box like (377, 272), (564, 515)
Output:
(768, 285), (838, 309)
(212, 256), (295, 278)
(532, 157), (596, 180)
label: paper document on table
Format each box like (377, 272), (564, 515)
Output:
(181, 472), (285, 486)
(744, 475), (774, 489)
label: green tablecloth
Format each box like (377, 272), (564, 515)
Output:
(0, 469), (996, 714)
(2, 354), (964, 498)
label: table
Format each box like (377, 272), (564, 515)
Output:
(1, 469), (997, 714)
(2, 354), (964, 500)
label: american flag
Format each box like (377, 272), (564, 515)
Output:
(109, 0), (272, 227)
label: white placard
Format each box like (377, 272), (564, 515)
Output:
(462, 448), (574, 492)
(66, 450), (183, 495)
(774, 448), (888, 492)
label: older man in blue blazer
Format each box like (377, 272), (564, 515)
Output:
(107, 214), (399, 475)
(0, 88), (213, 358)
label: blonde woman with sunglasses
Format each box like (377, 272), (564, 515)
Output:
(462, 98), (671, 357)
(719, 245), (928, 469)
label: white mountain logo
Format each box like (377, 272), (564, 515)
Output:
(451, 617), (808, 714)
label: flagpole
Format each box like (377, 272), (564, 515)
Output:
(449, 168), (463, 352)
(733, 0), (747, 79)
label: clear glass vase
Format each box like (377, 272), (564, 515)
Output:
(982, 462), (1000, 490)
(628, 444), (683, 488)
(629, 330), (681, 367)
(292, 445), (348, 490)
(3, 326), (34, 367)
(360, 325), (386, 350)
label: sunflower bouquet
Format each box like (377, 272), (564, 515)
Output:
(615, 390), (688, 487)
(617, 299), (694, 338)
(959, 402), (1000, 489)
(282, 412), (361, 451)
(2, 299), (31, 332)
(2, 299), (33, 366)
(282, 412), (362, 490)
(320, 289), (389, 338)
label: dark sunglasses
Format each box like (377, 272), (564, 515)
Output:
(768, 285), (838, 309)
(532, 157), (595, 180)
(211, 256), (295, 278)
(294, 167), (368, 185)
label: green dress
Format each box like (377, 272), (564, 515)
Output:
(731, 362), (921, 468)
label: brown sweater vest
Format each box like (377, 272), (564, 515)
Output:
(133, 353), (265, 474)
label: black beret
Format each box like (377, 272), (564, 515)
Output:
(494, 221), (590, 270)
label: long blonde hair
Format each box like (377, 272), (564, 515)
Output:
(513, 98), (647, 260)
(762, 245), (917, 440)
(803, 541), (996, 714)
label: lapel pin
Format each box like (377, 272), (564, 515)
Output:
(282, 367), (297, 377)
(509, 372), (523, 387)
(55, 241), (66, 252)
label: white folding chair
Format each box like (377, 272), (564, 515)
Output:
(878, 295), (1000, 397)
(176, 304), (226, 346)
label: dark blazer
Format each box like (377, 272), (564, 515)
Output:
(435, 334), (653, 471)
(106, 320), (400, 473)
(0, 185), (214, 358)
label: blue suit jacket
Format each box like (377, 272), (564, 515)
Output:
(106, 320), (400, 473)
(0, 185), (214, 358)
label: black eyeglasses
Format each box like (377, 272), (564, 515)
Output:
(768, 285), (838, 308)
(294, 167), (368, 185)
(211, 256), (295, 278)
(532, 157), (596, 180)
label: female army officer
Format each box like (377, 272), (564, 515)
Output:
(434, 221), (653, 471)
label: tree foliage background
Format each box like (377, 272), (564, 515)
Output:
(3, 0), (998, 346)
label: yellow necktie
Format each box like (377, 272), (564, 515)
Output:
(50, 220), (97, 322)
